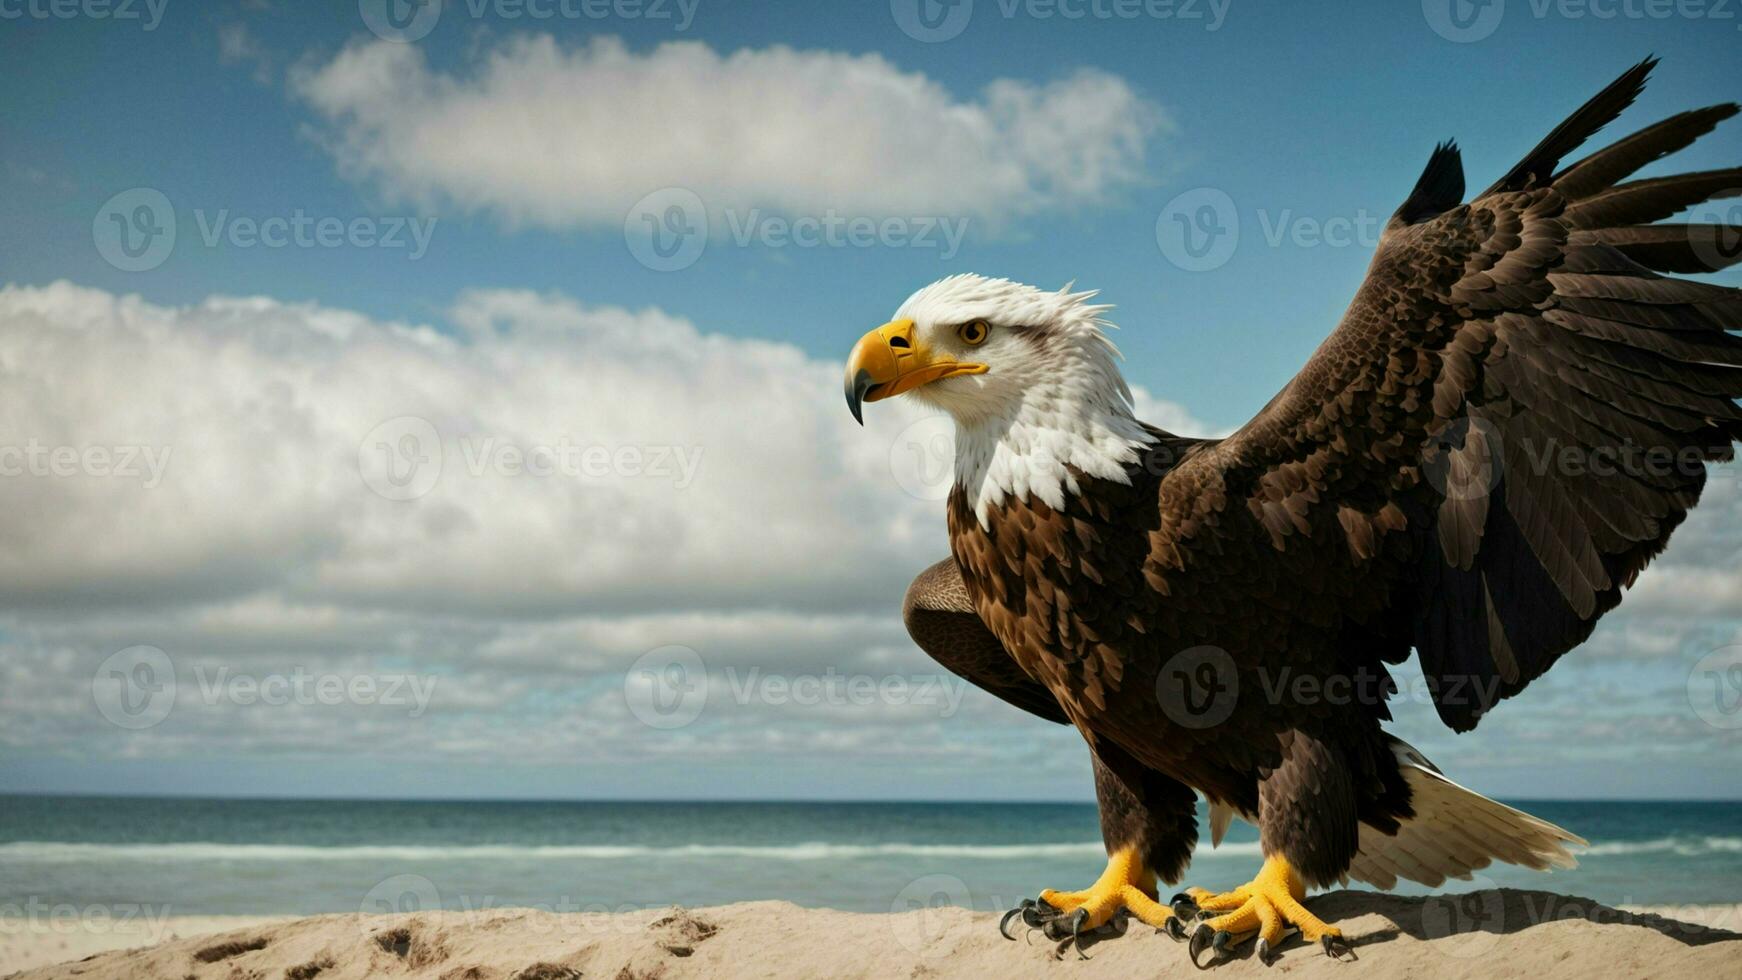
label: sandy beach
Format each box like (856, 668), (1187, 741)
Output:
(4, 891), (1738, 980)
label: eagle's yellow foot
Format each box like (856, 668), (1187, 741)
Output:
(1176, 856), (1353, 967)
(1000, 847), (1183, 957)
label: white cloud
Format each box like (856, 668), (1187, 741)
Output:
(0, 281), (959, 616)
(0, 280), (1195, 779)
(291, 35), (1165, 231)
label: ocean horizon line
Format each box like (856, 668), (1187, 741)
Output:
(4, 791), (1741, 806)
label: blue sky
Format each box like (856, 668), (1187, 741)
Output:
(1, 0), (1740, 801)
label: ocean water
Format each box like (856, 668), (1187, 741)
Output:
(0, 796), (1736, 919)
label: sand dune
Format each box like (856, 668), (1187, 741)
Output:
(5, 891), (1739, 979)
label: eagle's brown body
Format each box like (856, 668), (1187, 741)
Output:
(901, 58), (1742, 894)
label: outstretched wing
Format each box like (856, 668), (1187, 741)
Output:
(1155, 58), (1742, 731)
(904, 558), (1070, 724)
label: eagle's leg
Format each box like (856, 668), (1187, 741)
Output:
(1180, 729), (1358, 966)
(1002, 748), (1197, 950)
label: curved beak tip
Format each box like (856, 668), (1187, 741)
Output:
(845, 369), (873, 426)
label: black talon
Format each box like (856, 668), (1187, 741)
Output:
(1170, 892), (1201, 920)
(1164, 916), (1189, 942)
(1045, 909), (1092, 960)
(1041, 907), (1086, 942)
(998, 904), (1026, 940)
(1321, 934), (1357, 961)
(1022, 897), (1056, 929)
(1188, 922), (1217, 970)
(1255, 936), (1276, 966)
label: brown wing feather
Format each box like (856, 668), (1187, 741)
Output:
(902, 558), (1070, 725)
(1156, 62), (1742, 732)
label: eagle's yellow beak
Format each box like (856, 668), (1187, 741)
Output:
(844, 319), (987, 424)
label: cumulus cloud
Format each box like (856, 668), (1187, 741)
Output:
(0, 281), (942, 617)
(290, 35), (1165, 231)
(0, 281), (1202, 778)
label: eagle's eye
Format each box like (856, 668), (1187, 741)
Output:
(958, 319), (991, 346)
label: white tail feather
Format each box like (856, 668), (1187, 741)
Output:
(1342, 740), (1587, 890)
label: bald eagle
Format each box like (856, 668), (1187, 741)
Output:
(845, 59), (1741, 965)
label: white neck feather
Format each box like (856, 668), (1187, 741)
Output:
(954, 360), (1156, 529)
(954, 394), (1154, 529)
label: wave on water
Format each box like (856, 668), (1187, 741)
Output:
(1581, 836), (1742, 857)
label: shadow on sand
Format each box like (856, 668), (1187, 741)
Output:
(1066, 887), (1740, 965)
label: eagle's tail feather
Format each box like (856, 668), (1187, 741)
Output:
(1342, 740), (1586, 891)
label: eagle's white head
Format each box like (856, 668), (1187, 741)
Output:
(846, 274), (1156, 525)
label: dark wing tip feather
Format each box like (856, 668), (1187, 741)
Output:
(1396, 140), (1466, 225)
(1482, 56), (1659, 197)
